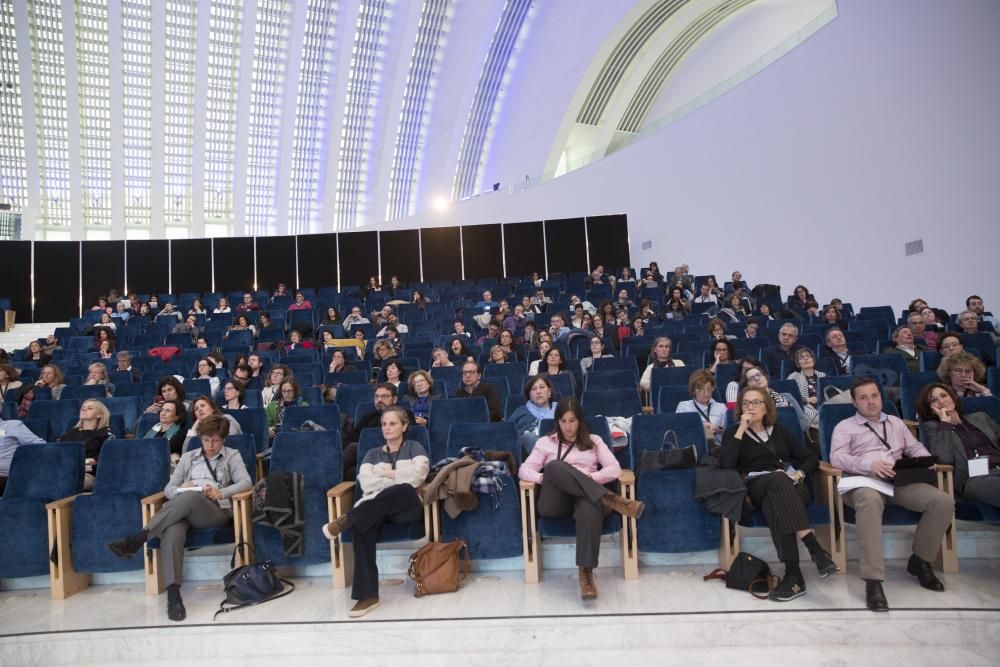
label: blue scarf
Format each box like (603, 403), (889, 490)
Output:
(526, 401), (556, 421)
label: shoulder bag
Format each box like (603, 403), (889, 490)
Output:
(703, 551), (778, 599)
(214, 542), (295, 620)
(637, 430), (698, 475)
(408, 539), (470, 597)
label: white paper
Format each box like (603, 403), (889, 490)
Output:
(837, 475), (894, 497)
(968, 457), (990, 478)
(175, 486), (205, 494)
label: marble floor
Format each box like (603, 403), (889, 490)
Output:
(2, 559), (999, 666)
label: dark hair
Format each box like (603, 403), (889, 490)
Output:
(966, 295), (983, 308)
(936, 331), (963, 353)
(733, 387), (776, 427)
(524, 374), (555, 400)
(915, 383), (964, 422)
(738, 364), (768, 390)
(234, 364), (252, 379)
(382, 359), (405, 379)
(849, 375), (879, 399)
(160, 399), (187, 422)
(280, 377), (301, 401)
(0, 362), (20, 381)
(224, 379), (246, 402)
(158, 376), (186, 401)
(197, 414), (230, 439)
(197, 357), (218, 377)
(544, 347), (565, 371)
(550, 397), (593, 451)
(375, 382), (398, 397)
(711, 338), (736, 362)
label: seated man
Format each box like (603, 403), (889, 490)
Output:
(819, 327), (852, 375)
(958, 309), (1000, 345)
(155, 302), (183, 324)
(830, 377), (953, 612)
(762, 323), (803, 376)
(548, 313), (571, 343)
(883, 325), (928, 373)
(453, 361), (502, 422)
(0, 416), (46, 494)
(474, 290), (498, 312)
(342, 384), (415, 481)
(907, 311), (937, 350)
(966, 295), (1000, 330)
(743, 317), (761, 340)
(234, 292), (260, 315)
(173, 314), (201, 339)
(115, 350), (142, 383)
(692, 282), (718, 305)
(376, 313), (408, 337)
(106, 416), (252, 621)
(530, 288), (552, 312)
(342, 306), (370, 329)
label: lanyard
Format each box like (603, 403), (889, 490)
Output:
(864, 420), (891, 451)
(557, 441), (574, 462)
(744, 427), (782, 464)
(202, 450), (221, 485)
(694, 402), (713, 425)
(386, 442), (406, 469)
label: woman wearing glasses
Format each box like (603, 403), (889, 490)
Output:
(937, 351), (992, 398)
(720, 388), (838, 601)
(740, 364), (811, 434)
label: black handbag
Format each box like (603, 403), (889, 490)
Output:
(214, 542), (295, 620)
(703, 552), (777, 599)
(637, 430), (698, 475)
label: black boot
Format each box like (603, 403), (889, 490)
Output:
(106, 530), (149, 559)
(906, 554), (944, 591)
(802, 533), (839, 578)
(865, 579), (889, 612)
(166, 584), (186, 622)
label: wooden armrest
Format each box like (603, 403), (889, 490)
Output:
(519, 480), (537, 492)
(141, 491), (166, 507)
(326, 481), (354, 499)
(902, 419), (919, 429)
(230, 489), (253, 503)
(46, 494), (85, 511)
(641, 406), (654, 414)
(936, 464), (953, 473)
(618, 469), (635, 485)
(818, 461), (843, 477)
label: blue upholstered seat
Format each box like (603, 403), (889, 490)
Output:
(428, 397), (489, 462)
(279, 404), (342, 432)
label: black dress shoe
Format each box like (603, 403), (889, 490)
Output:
(906, 554), (945, 592)
(865, 580), (889, 612)
(166, 585), (186, 622)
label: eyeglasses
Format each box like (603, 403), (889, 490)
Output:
(951, 367), (974, 375)
(745, 372), (764, 381)
(741, 400), (764, 408)
(694, 386), (713, 393)
(462, 369), (478, 375)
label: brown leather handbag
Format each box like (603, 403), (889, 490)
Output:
(407, 539), (470, 597)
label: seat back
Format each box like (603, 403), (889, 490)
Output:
(27, 399), (82, 439)
(900, 371), (941, 420)
(961, 397), (1000, 425)
(581, 389), (642, 419)
(223, 408), (269, 453)
(334, 384), (376, 427)
(428, 398), (489, 461)
(60, 385), (107, 401)
(584, 369), (638, 392)
(656, 386), (692, 415)
(445, 422), (519, 460)
(98, 396), (144, 435)
(279, 404), (342, 433)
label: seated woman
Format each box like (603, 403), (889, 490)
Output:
(107, 415), (252, 622)
(936, 331), (965, 358)
(284, 329), (314, 351)
(618, 267), (636, 285)
(188, 298), (206, 315)
(0, 362), (24, 403)
(788, 285), (820, 318)
(720, 387), (838, 601)
(183, 395), (243, 452)
(143, 399), (187, 457)
(83, 362), (115, 398)
(786, 348), (824, 428)
(320, 330), (339, 349)
(518, 397), (644, 601)
(921, 306), (947, 333)
(938, 351), (993, 398)
(213, 297), (232, 315)
(60, 399), (115, 490)
(320, 307), (341, 327)
(194, 358), (221, 397)
(707, 318), (734, 341)
(228, 314), (257, 338)
(16, 363), (65, 417)
(757, 303), (776, 321)
(724, 357), (765, 408)
(372, 340), (397, 380)
(328, 349), (357, 376)
(541, 347), (571, 378)
(639, 337), (685, 393)
(676, 369), (725, 442)
(741, 364), (811, 433)
(266, 377), (308, 437)
(25, 340), (51, 368)
(448, 337), (472, 364)
(261, 364), (292, 405)
(96, 338), (116, 360)
(707, 339), (736, 374)
(488, 344), (509, 365)
(821, 305), (843, 325)
(580, 336), (612, 374)
(96, 312), (117, 333)
(144, 376), (189, 415)
(509, 375), (558, 454)
(497, 329), (519, 359)
(92, 296), (111, 313)
(381, 360), (405, 394)
(406, 370), (440, 427)
(704, 277), (724, 300)
(918, 383), (1000, 509)
(220, 379), (246, 410)
(322, 406), (428, 617)
(430, 347), (454, 368)
(528, 340), (554, 376)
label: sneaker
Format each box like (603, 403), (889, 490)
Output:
(811, 548), (839, 578)
(322, 514), (351, 541)
(769, 573), (806, 602)
(106, 531), (147, 560)
(349, 597), (380, 618)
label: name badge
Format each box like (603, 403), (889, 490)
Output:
(968, 457), (989, 478)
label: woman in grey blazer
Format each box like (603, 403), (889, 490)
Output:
(917, 383), (1000, 508)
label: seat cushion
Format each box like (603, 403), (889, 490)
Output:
(637, 469), (719, 553)
(0, 498), (52, 578)
(71, 493), (146, 572)
(439, 482), (522, 560)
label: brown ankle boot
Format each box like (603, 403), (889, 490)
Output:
(578, 567), (597, 601)
(601, 492), (645, 520)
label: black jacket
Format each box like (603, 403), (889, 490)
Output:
(453, 382), (503, 422)
(720, 422), (817, 477)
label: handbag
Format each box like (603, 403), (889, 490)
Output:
(893, 455), (939, 487)
(213, 542), (295, 620)
(407, 539), (470, 597)
(637, 430), (698, 475)
(703, 552), (777, 599)
(823, 385), (853, 405)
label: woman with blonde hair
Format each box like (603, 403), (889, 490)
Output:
(61, 399), (114, 490)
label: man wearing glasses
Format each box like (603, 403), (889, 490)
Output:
(453, 361), (502, 422)
(342, 384), (414, 480)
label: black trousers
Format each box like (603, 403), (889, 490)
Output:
(342, 442), (358, 481)
(746, 471), (811, 561)
(963, 469), (1000, 508)
(348, 484), (424, 600)
(536, 460), (610, 569)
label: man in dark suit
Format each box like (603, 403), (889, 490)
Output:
(762, 322), (803, 376)
(453, 361), (502, 422)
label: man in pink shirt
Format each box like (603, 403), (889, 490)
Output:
(830, 377), (953, 612)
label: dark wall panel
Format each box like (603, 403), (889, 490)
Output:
(337, 231), (378, 289)
(0, 241), (32, 321)
(544, 218), (588, 276)
(34, 241), (79, 322)
(126, 240), (169, 295)
(296, 233), (338, 291)
(419, 227), (462, 283)
(255, 235), (296, 293)
(379, 230), (421, 284)
(462, 224), (504, 281)
(213, 237), (255, 293)
(170, 239), (212, 295)
(503, 221), (545, 279)
(81, 241), (125, 310)
(586, 214), (630, 273)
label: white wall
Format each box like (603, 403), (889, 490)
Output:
(388, 0), (1000, 316)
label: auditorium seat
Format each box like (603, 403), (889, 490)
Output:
(428, 398), (490, 462)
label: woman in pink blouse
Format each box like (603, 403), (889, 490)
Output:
(519, 397), (644, 601)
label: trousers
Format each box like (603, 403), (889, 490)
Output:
(746, 471), (812, 561)
(146, 491), (231, 587)
(535, 460), (610, 569)
(962, 469), (1000, 508)
(843, 482), (953, 581)
(348, 484), (424, 600)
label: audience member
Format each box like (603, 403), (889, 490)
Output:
(937, 351), (992, 397)
(883, 325), (927, 373)
(60, 399), (115, 490)
(0, 415), (46, 494)
(677, 370), (725, 442)
(453, 361), (502, 422)
(639, 337), (685, 393)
